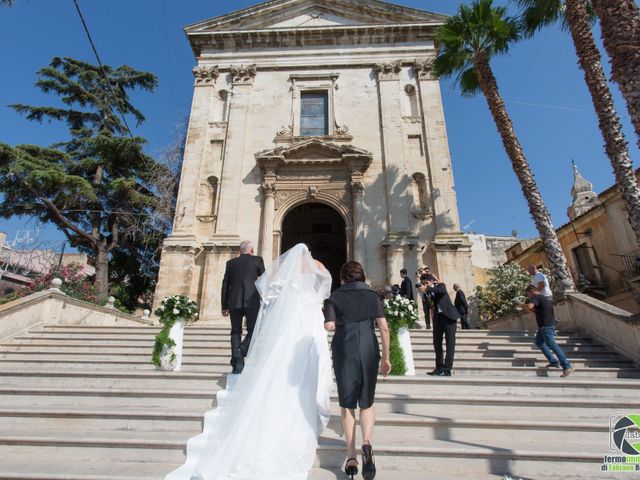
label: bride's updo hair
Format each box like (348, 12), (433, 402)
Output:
(340, 261), (366, 283)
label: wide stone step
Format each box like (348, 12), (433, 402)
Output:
(0, 429), (612, 477)
(5, 337), (616, 353)
(2, 369), (637, 398)
(0, 460), (515, 480)
(15, 328), (593, 345)
(38, 325), (574, 335)
(0, 351), (634, 369)
(1, 358), (637, 378)
(0, 370), (226, 391)
(0, 407), (610, 435)
(1, 343), (623, 361)
(0, 459), (175, 480)
(0, 347), (628, 366)
(1, 385), (637, 414)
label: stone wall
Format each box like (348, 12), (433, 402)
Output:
(486, 293), (640, 366)
(0, 289), (153, 343)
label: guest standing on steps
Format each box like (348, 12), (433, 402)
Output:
(399, 268), (414, 300)
(325, 261), (392, 480)
(221, 240), (265, 374)
(453, 283), (471, 329)
(420, 279), (460, 376)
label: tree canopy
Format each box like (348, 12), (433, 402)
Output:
(0, 57), (171, 298)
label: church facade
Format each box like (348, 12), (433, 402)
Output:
(154, 0), (474, 321)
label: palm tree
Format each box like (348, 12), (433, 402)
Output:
(430, 0), (575, 291)
(517, 0), (640, 246)
(590, 0), (640, 147)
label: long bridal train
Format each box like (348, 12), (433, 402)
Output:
(166, 244), (333, 480)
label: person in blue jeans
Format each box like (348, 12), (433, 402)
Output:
(524, 285), (575, 378)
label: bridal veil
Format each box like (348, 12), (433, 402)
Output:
(166, 243), (333, 480)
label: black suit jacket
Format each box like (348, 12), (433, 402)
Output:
(426, 283), (460, 321)
(454, 289), (469, 315)
(221, 254), (266, 311)
(400, 277), (414, 301)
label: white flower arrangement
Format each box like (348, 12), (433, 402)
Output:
(152, 295), (199, 368)
(155, 294), (199, 323)
(383, 294), (419, 329)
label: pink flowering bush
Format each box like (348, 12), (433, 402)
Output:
(1, 262), (103, 305)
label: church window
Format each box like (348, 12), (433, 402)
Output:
(300, 91), (329, 136)
(572, 244), (601, 286)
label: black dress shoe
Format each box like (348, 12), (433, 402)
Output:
(427, 369), (444, 376)
(234, 357), (244, 374)
(443, 371), (452, 376)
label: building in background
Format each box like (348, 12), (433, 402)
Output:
(0, 231), (94, 296)
(154, 0), (475, 320)
(468, 233), (521, 286)
(507, 165), (640, 313)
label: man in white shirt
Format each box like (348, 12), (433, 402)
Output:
(527, 265), (553, 299)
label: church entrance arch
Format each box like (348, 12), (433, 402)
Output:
(280, 203), (346, 291)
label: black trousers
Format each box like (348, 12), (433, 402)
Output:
(459, 312), (471, 330)
(433, 313), (457, 372)
(229, 308), (259, 366)
(422, 299), (432, 329)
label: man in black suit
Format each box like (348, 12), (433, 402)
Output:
(416, 266), (438, 329)
(420, 280), (460, 376)
(221, 240), (265, 374)
(399, 268), (414, 300)
(453, 283), (471, 330)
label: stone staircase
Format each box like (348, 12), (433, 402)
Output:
(0, 324), (638, 479)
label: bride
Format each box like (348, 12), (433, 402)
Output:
(166, 243), (333, 480)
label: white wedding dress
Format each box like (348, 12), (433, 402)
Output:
(166, 244), (333, 480)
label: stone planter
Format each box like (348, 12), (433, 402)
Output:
(398, 326), (416, 376)
(158, 318), (185, 371)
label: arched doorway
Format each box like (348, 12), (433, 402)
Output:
(281, 203), (347, 291)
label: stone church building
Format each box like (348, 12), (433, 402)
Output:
(154, 0), (474, 321)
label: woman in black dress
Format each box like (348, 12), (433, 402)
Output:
(324, 261), (391, 480)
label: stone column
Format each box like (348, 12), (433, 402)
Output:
(375, 61), (411, 233)
(351, 181), (365, 265)
(260, 183), (277, 267)
(172, 66), (220, 238)
(198, 245), (239, 323)
(414, 58), (462, 235)
(213, 65), (257, 243)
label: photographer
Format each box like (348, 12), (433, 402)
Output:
(416, 267), (438, 329)
(419, 277), (459, 376)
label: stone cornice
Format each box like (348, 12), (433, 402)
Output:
(188, 24), (440, 57)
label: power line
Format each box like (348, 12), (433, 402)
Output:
(71, 0), (146, 160)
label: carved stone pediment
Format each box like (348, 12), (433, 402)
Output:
(185, 1), (446, 54)
(186, 0), (447, 33)
(256, 139), (373, 172)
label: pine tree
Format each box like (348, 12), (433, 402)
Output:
(0, 57), (166, 297)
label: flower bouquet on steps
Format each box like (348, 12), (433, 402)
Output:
(152, 295), (199, 371)
(383, 295), (419, 376)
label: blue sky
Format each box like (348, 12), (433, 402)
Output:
(0, 0), (638, 247)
